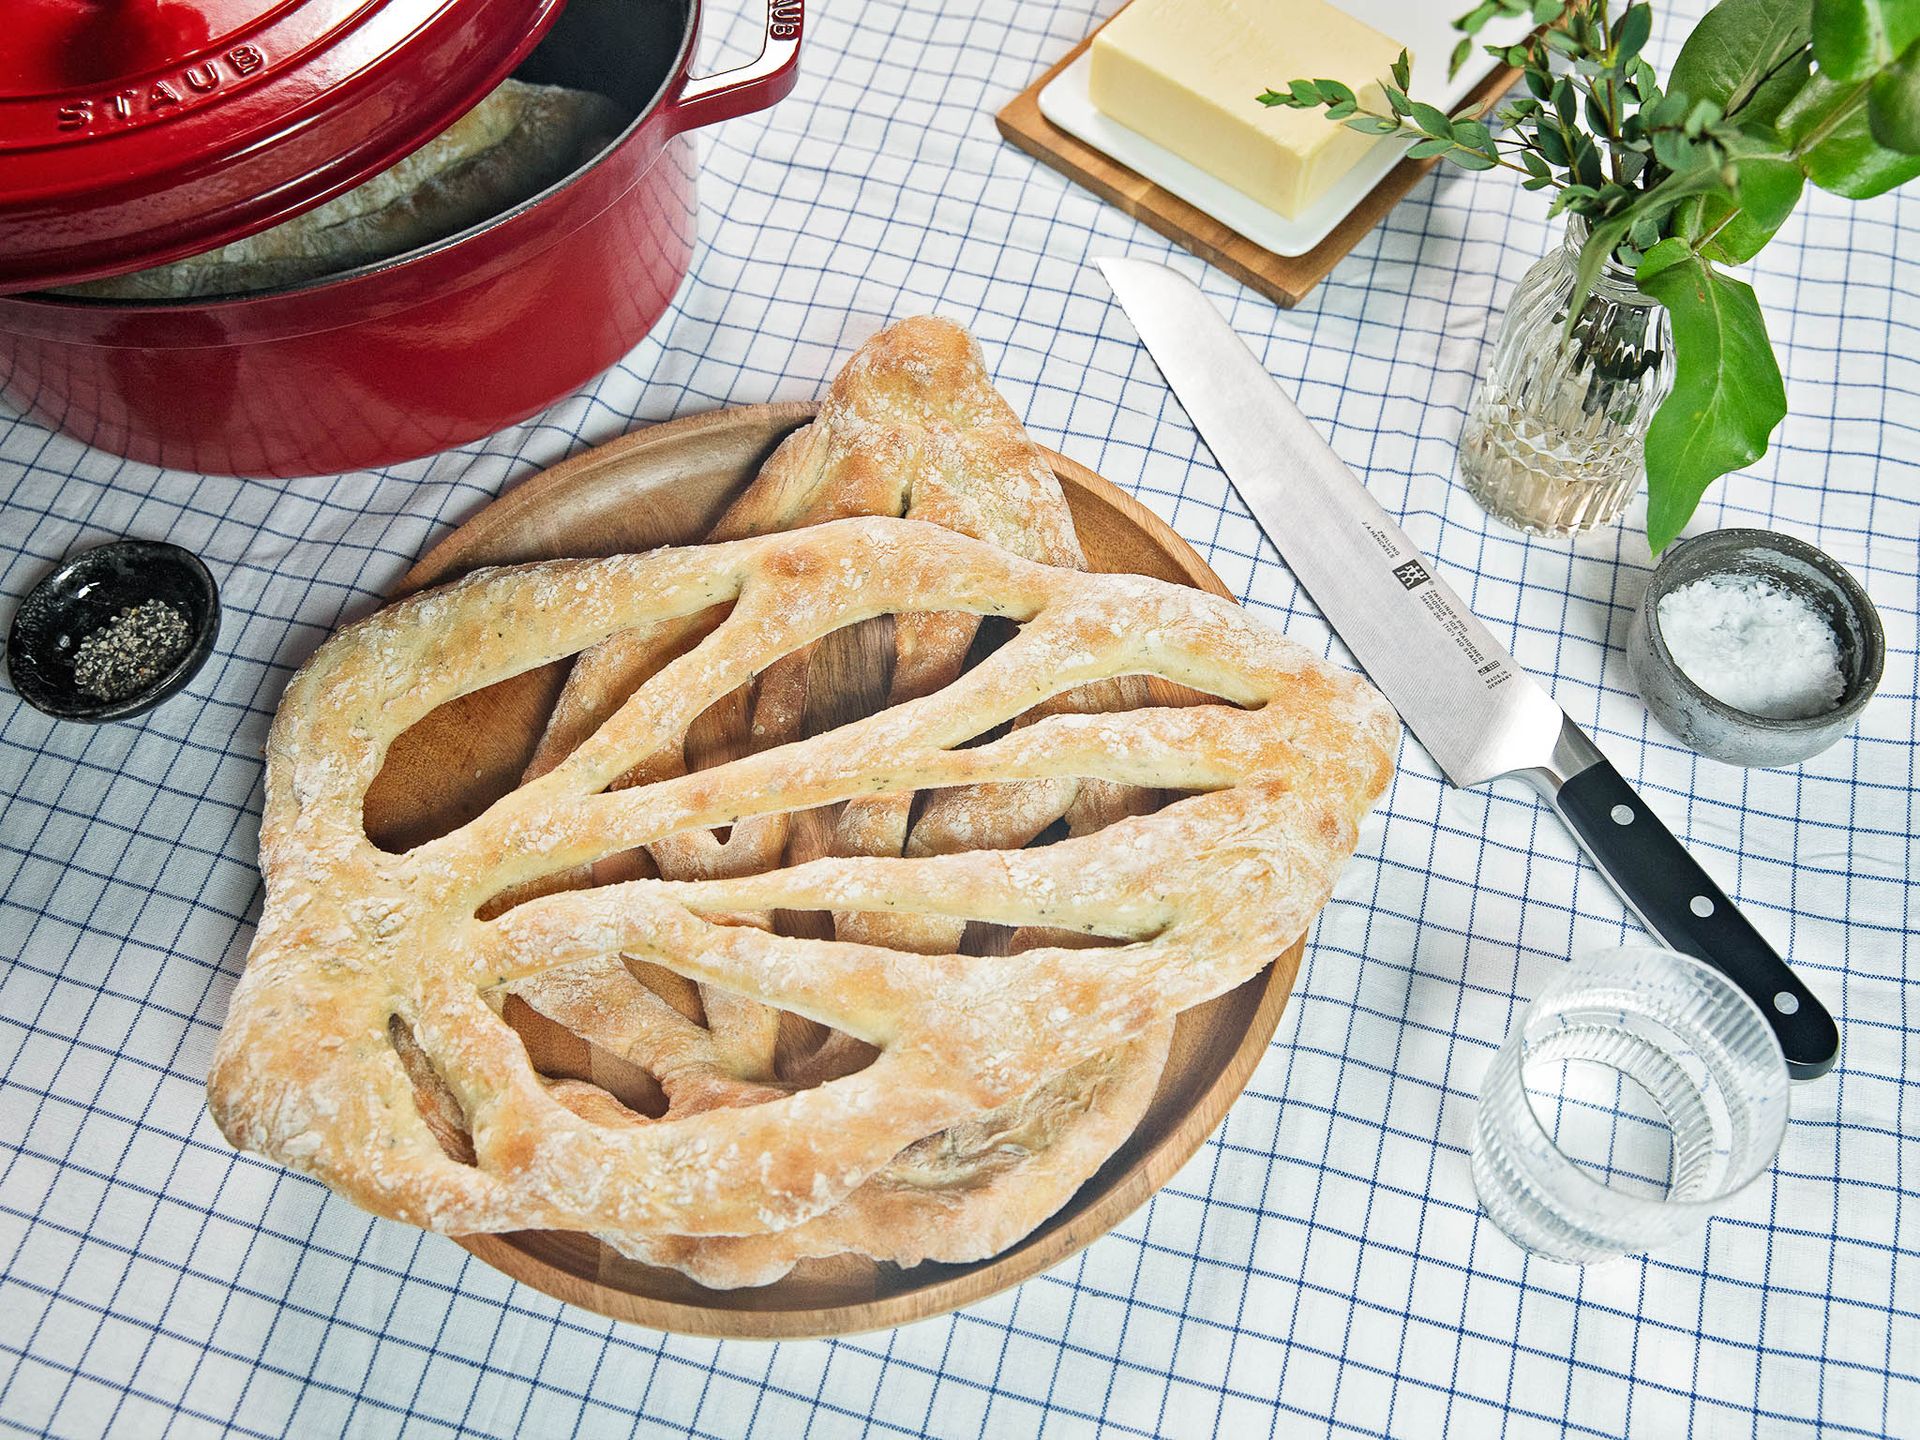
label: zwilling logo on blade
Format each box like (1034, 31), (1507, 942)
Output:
(1391, 560), (1430, 591)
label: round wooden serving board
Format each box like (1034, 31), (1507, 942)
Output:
(367, 403), (1305, 1339)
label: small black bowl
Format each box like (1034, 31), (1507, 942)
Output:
(6, 540), (220, 723)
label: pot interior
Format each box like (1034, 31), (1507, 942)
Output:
(17, 0), (694, 306)
(515, 0), (691, 121)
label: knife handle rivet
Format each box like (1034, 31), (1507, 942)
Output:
(1775, 991), (1801, 1015)
(1610, 804), (1634, 826)
(1690, 895), (1715, 918)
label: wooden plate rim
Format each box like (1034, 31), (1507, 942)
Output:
(412, 403), (1301, 1338)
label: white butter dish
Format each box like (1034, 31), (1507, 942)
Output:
(1038, 3), (1531, 258)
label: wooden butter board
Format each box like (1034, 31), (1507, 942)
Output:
(370, 403), (1307, 1338)
(996, 23), (1520, 308)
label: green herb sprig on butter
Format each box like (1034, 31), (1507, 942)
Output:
(1261, 0), (1920, 553)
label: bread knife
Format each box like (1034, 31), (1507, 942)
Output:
(1099, 256), (1837, 1080)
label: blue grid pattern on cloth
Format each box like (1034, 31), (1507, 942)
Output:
(1, 1), (1915, 1436)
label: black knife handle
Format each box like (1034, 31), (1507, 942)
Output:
(1540, 757), (1838, 1079)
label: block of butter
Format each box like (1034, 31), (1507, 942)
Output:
(1089, 0), (1406, 221)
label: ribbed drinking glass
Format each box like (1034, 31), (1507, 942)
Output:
(1470, 945), (1791, 1263)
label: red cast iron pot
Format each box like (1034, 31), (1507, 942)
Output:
(0, 0), (804, 478)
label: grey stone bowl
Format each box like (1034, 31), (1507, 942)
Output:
(1627, 528), (1883, 768)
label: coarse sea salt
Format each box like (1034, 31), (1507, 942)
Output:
(1656, 573), (1844, 720)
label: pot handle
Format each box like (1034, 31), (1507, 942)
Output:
(669, 0), (805, 131)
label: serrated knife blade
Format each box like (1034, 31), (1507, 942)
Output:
(1099, 256), (1836, 1079)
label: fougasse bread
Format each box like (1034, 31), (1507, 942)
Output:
(206, 318), (1396, 1288)
(206, 514), (1396, 1267)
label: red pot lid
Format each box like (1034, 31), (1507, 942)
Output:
(0, 0), (568, 294)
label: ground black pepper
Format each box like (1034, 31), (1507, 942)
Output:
(71, 601), (192, 701)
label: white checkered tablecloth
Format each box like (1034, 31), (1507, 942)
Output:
(2, 1), (1915, 1436)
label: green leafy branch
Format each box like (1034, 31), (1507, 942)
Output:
(1258, 54), (1536, 180)
(1260, 0), (1920, 552)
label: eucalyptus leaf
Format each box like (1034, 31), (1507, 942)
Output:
(1684, 97), (1726, 133)
(1453, 119), (1495, 149)
(1636, 255), (1786, 553)
(1575, 133), (1608, 185)
(1869, 33), (1920, 148)
(1614, 5), (1655, 63)
(1647, 90), (1692, 127)
(1653, 128), (1695, 168)
(1460, 0), (1501, 34)
(1781, 67), (1920, 192)
(1811, 0), (1920, 83)
(1554, 76), (1579, 125)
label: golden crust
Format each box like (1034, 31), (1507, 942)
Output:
(501, 953), (1174, 1288)
(601, 1023), (1177, 1288)
(516, 317), (1101, 1072)
(494, 316), (1177, 1285)
(206, 514), (1396, 1245)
